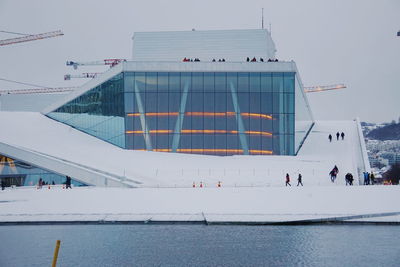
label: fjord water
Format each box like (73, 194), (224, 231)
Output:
(0, 225), (399, 267)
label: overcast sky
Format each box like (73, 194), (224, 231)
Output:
(0, 0), (399, 123)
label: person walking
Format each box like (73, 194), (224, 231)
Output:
(349, 173), (354, 185)
(336, 132), (340, 140)
(38, 178), (43, 189)
(1, 179), (5, 190)
(370, 172), (375, 185)
(363, 172), (369, 185)
(297, 173), (303, 186)
(341, 132), (345, 140)
(328, 134), (332, 142)
(285, 173), (291, 186)
(66, 176), (72, 189)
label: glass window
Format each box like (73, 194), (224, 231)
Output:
(157, 92), (169, 112)
(249, 73), (261, 92)
(284, 72), (295, 93)
(157, 72), (168, 91)
(272, 73), (283, 93)
(192, 73), (204, 92)
(215, 92), (227, 113)
(204, 72), (214, 92)
(145, 92), (157, 112)
(135, 72), (146, 92)
(190, 93), (204, 112)
(124, 72), (135, 92)
(191, 134), (204, 151)
(238, 72), (249, 92)
(261, 73), (272, 92)
(191, 116), (204, 130)
(146, 72), (157, 91)
(169, 72), (180, 92)
(169, 92), (181, 112)
(204, 92), (215, 112)
(237, 93), (249, 112)
(181, 72), (191, 92)
(215, 134), (227, 155)
(215, 73), (226, 92)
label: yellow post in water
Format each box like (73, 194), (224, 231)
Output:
(52, 240), (61, 267)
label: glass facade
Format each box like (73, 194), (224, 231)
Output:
(0, 154), (85, 187)
(48, 71), (298, 156)
(48, 73), (125, 147)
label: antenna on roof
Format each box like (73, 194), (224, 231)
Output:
(262, 8), (264, 29)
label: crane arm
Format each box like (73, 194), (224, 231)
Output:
(0, 87), (76, 95)
(66, 59), (126, 69)
(0, 30), (64, 46)
(64, 73), (100, 80)
(304, 84), (346, 93)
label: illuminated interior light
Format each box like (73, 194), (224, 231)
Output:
(181, 129), (228, 134)
(249, 150), (273, 155)
(126, 130), (172, 134)
(146, 112), (179, 116)
(241, 113), (273, 119)
(177, 149), (244, 154)
(125, 130), (144, 134)
(127, 112), (273, 119)
(245, 131), (273, 136)
(152, 149), (172, 152)
(149, 130), (172, 134)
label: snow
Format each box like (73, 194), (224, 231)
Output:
(0, 111), (369, 187)
(0, 185), (399, 224)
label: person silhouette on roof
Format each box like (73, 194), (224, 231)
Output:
(328, 134), (332, 142)
(336, 132), (340, 140)
(341, 132), (345, 140)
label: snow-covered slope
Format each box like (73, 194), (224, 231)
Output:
(0, 112), (369, 187)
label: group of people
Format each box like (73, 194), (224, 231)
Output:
(36, 176), (72, 189)
(37, 178), (55, 189)
(247, 57), (279, 62)
(363, 171), (375, 185)
(285, 173), (303, 186)
(212, 58), (226, 62)
(328, 132), (345, 142)
(182, 57), (201, 62)
(329, 165), (354, 185)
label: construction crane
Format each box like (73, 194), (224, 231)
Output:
(0, 87), (76, 95)
(64, 73), (100, 80)
(0, 30), (64, 46)
(66, 59), (126, 69)
(304, 84), (346, 93)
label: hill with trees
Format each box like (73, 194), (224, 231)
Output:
(367, 123), (400, 140)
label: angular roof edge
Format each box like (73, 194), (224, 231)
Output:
(41, 60), (299, 114)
